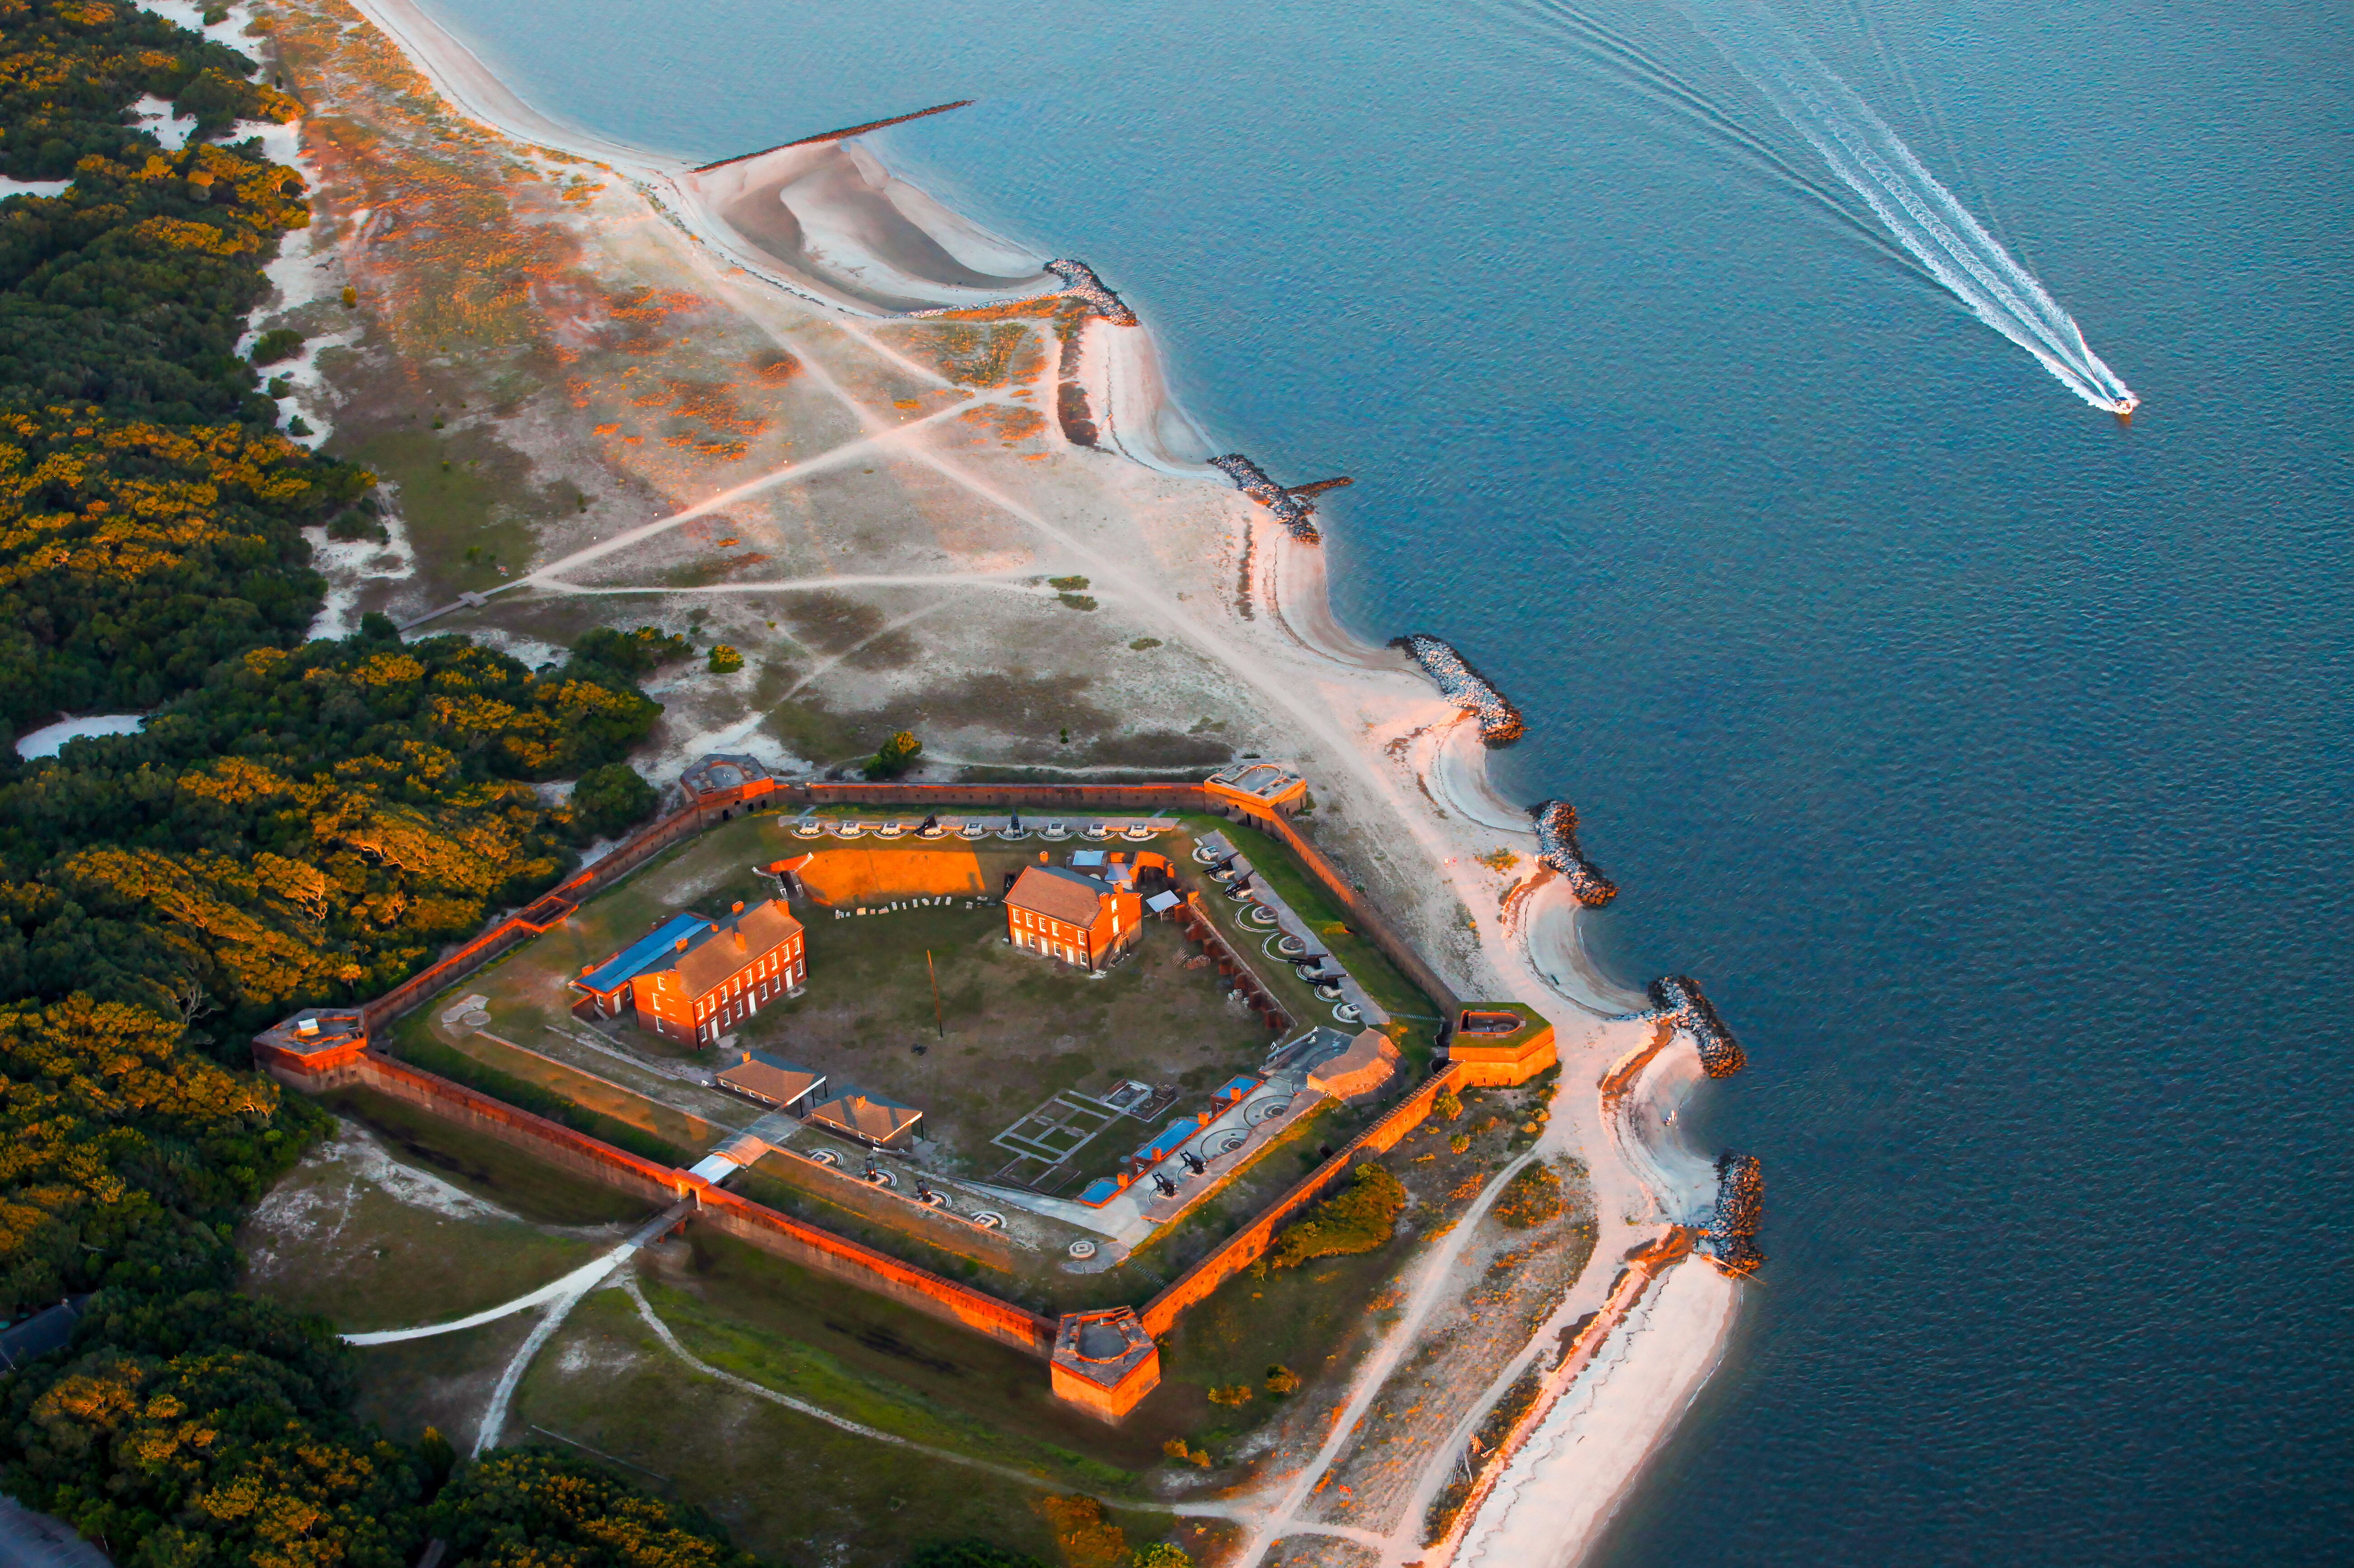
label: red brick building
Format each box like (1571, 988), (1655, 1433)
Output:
(572, 898), (806, 1046)
(1005, 863), (1141, 972)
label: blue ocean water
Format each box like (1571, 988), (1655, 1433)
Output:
(416, 0), (2354, 1558)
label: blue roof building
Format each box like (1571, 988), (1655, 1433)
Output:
(574, 913), (709, 998)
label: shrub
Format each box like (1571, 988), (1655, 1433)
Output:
(1129, 636), (1161, 650)
(1161, 1437), (1211, 1469)
(1265, 1364), (1300, 1396)
(1206, 1383), (1254, 1407)
(1269, 1163), (1406, 1268)
(866, 729), (923, 779)
(1434, 1087), (1463, 1120)
(1494, 1162), (1564, 1229)
(706, 643), (744, 673)
(1048, 574), (1089, 590)
(250, 326), (305, 364)
(1032, 1496), (1125, 1568)
(572, 625), (692, 678)
(1058, 593), (1098, 612)
(570, 762), (658, 842)
(326, 509), (389, 543)
(1131, 1547), (1192, 1568)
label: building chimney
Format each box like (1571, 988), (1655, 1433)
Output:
(675, 937), (690, 952)
(734, 929), (747, 952)
(731, 900), (744, 914)
(1038, 850), (1049, 863)
(741, 1050), (752, 1064)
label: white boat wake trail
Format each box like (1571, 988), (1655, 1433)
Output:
(1673, 0), (2137, 414)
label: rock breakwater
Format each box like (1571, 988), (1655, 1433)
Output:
(1532, 799), (1617, 907)
(1207, 453), (1322, 542)
(1707, 1152), (1765, 1275)
(1645, 974), (1747, 1078)
(1044, 258), (1137, 325)
(1395, 633), (1525, 745)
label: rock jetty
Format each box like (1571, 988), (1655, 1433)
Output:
(1395, 633), (1525, 746)
(1207, 453), (1322, 542)
(1645, 974), (1746, 1077)
(1045, 259), (1137, 325)
(1708, 1152), (1765, 1275)
(1532, 800), (1617, 907)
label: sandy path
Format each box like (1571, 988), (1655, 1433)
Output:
(1234, 1148), (1540, 1566)
(541, 570), (1044, 598)
(493, 393), (999, 593)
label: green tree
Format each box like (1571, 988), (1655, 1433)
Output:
(865, 729), (923, 779)
(706, 644), (743, 674)
(570, 763), (659, 842)
(571, 626), (692, 680)
(249, 326), (304, 364)
(0, 1290), (425, 1568)
(433, 1450), (757, 1568)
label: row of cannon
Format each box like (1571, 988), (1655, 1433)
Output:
(1045, 259), (1138, 325)
(1645, 974), (1748, 1078)
(1208, 453), (1323, 542)
(1395, 633), (1526, 745)
(1531, 799), (1618, 908)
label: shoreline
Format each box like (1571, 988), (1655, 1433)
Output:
(311, 5), (1748, 1560)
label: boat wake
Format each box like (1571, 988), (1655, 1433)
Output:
(1676, 0), (2137, 414)
(1500, 0), (2136, 414)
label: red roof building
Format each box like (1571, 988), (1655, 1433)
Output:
(1005, 863), (1141, 973)
(571, 898), (806, 1047)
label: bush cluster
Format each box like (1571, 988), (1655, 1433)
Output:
(1268, 1163), (1407, 1269)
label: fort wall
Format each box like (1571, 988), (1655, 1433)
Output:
(264, 767), (1506, 1414)
(272, 1050), (1054, 1357)
(1139, 1061), (1469, 1337)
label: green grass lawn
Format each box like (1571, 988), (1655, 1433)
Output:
(239, 1155), (604, 1333)
(508, 1260), (1190, 1568)
(1181, 814), (1444, 1062)
(318, 1086), (659, 1227)
(353, 1314), (541, 1447)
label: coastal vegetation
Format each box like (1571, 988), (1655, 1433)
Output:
(0, 7), (747, 1564)
(1267, 1163), (1407, 1268)
(1493, 1161), (1564, 1229)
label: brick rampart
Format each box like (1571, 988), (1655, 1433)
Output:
(287, 1051), (693, 1208)
(747, 1151), (1023, 1274)
(790, 783), (1464, 1026)
(267, 772), (1484, 1387)
(693, 1187), (1055, 1357)
(782, 782), (1208, 813)
(281, 1051), (1053, 1358)
(1138, 1061), (1469, 1336)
